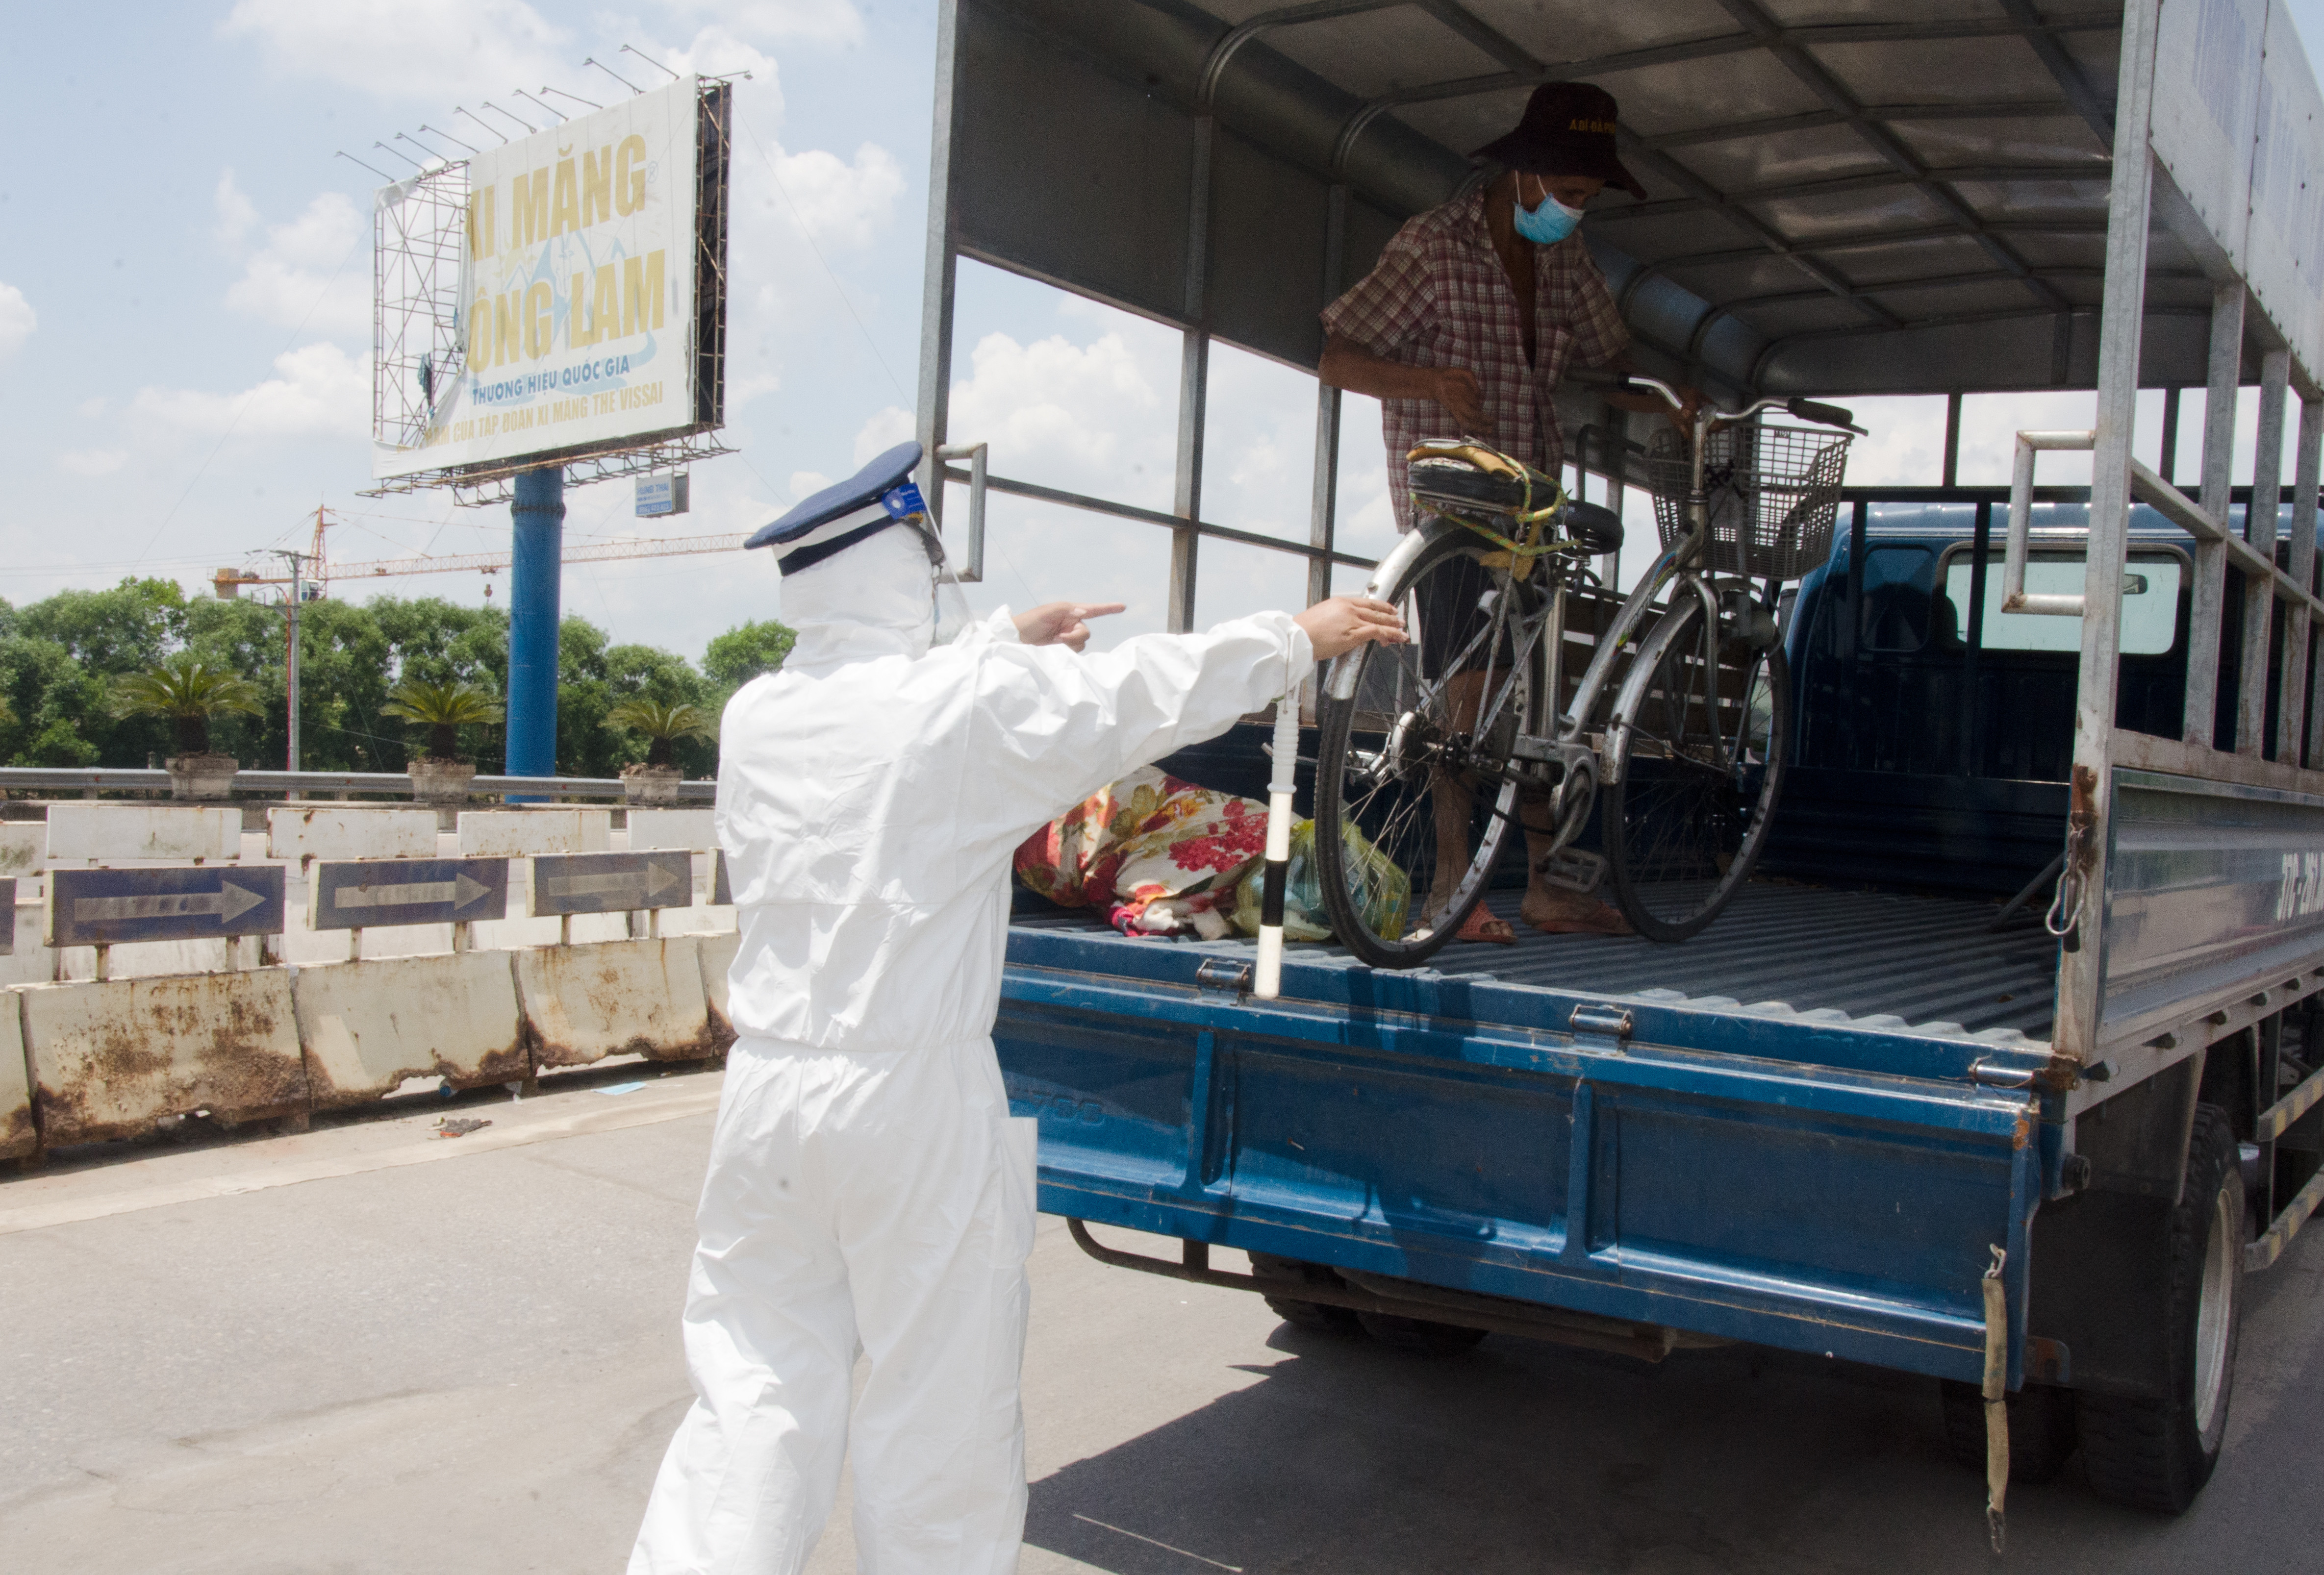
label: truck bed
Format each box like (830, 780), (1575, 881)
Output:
(1011, 878), (2057, 1046)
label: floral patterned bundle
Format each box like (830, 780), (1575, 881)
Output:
(1013, 767), (1269, 938)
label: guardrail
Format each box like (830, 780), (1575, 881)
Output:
(0, 768), (716, 802)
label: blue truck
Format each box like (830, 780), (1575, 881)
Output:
(996, 496), (2314, 1516)
(913, 0), (2324, 1520)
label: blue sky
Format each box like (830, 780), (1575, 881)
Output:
(0, 0), (935, 658)
(3, 1), (2323, 660)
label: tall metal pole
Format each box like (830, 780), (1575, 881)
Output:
(286, 552), (303, 772)
(2054, 0), (2161, 1067)
(506, 465), (566, 788)
(914, 0), (964, 526)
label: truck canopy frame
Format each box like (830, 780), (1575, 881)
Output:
(919, 0), (2324, 1091)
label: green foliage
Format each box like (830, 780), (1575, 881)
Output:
(108, 657), (265, 755)
(606, 698), (716, 767)
(382, 677), (505, 762)
(702, 620), (796, 695)
(0, 575), (784, 775)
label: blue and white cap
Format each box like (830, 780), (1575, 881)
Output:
(746, 441), (932, 575)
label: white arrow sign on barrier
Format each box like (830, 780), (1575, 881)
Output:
(329, 874), (493, 913)
(540, 865), (684, 902)
(307, 859), (508, 932)
(529, 851), (695, 917)
(49, 866), (287, 946)
(74, 882), (269, 926)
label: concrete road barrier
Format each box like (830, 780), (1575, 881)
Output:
(293, 951), (529, 1105)
(513, 936), (719, 1067)
(626, 809), (717, 852)
(699, 929), (739, 1042)
(18, 970), (307, 1145)
(46, 805), (239, 865)
(0, 998), (31, 1159)
(268, 807), (440, 864)
(0, 823), (46, 878)
(457, 810), (612, 858)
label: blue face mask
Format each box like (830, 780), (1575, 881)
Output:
(1513, 182), (1586, 246)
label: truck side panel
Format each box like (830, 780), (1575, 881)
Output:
(998, 953), (2042, 1387)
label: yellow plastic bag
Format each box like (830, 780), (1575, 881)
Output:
(1232, 817), (1411, 945)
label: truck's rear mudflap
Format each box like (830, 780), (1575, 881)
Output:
(999, 953), (2044, 1388)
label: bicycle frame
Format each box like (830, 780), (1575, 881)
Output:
(1337, 380), (1828, 808)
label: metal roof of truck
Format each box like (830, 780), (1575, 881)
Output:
(933, 0), (2304, 399)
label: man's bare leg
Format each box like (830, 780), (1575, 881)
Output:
(1516, 793), (1633, 934)
(1423, 673), (1513, 939)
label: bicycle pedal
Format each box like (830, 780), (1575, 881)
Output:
(1536, 848), (1607, 894)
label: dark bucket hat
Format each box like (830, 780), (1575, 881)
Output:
(1472, 81), (1646, 200)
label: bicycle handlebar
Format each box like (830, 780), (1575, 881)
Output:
(1597, 373), (1867, 436)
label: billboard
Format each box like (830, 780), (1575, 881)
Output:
(372, 77), (727, 481)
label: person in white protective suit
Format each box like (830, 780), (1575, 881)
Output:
(628, 441), (1405, 1575)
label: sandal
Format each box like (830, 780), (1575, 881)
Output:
(1454, 903), (1518, 945)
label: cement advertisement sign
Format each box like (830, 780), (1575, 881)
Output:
(373, 77), (702, 479)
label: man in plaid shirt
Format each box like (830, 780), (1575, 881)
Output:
(1320, 81), (1691, 941)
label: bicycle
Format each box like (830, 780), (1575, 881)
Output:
(1311, 375), (1861, 965)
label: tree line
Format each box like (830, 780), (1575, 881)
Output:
(0, 577), (796, 779)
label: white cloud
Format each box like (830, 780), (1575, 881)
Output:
(937, 329), (1174, 503)
(657, 0), (862, 48)
(223, 191), (371, 337)
(221, 0), (566, 100)
(764, 142), (904, 250)
(708, 56), (908, 353)
(213, 169), (258, 250)
(852, 406), (913, 465)
(788, 470), (835, 500)
(657, 25), (777, 83)
(835, 321), (1184, 641)
(730, 372), (782, 405)
(0, 283), (34, 362)
(76, 396), (106, 419)
(132, 342), (371, 440)
(55, 448), (127, 477)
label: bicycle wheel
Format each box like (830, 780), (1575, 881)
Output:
(1601, 589), (1790, 941)
(1314, 528), (1545, 967)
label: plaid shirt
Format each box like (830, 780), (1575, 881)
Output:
(1321, 184), (1630, 529)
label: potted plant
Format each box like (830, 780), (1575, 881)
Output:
(109, 657), (263, 800)
(609, 698), (715, 803)
(383, 677), (503, 804)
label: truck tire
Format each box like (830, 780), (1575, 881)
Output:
(1355, 1311), (1490, 1355)
(1249, 1252), (1361, 1335)
(1938, 1379), (2076, 1484)
(2079, 1103), (2244, 1514)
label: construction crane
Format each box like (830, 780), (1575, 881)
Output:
(216, 505), (749, 600)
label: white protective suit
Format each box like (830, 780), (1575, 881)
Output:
(629, 525), (1314, 1575)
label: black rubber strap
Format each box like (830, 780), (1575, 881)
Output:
(1260, 860), (1288, 927)
(776, 519), (895, 575)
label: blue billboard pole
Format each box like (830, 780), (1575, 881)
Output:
(505, 465), (565, 791)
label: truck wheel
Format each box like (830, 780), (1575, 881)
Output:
(1938, 1379), (2076, 1484)
(1355, 1311), (1489, 1355)
(1249, 1252), (1361, 1335)
(2079, 1103), (2245, 1514)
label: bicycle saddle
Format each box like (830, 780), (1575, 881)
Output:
(1406, 442), (1624, 555)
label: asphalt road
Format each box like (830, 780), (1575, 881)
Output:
(3, 1066), (2321, 1574)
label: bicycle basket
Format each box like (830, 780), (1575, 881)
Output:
(1644, 422), (1851, 580)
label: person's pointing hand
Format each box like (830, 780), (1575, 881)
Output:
(1014, 601), (1125, 652)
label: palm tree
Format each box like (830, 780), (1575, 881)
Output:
(109, 657), (264, 755)
(608, 697), (715, 768)
(382, 677), (503, 762)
